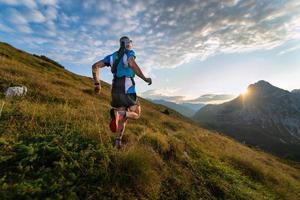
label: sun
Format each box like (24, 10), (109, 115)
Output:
(242, 88), (249, 96)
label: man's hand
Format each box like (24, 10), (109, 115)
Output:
(145, 78), (152, 85)
(94, 84), (101, 95)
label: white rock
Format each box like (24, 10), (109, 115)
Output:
(5, 86), (27, 98)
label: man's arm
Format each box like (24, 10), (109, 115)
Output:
(128, 58), (152, 85)
(92, 60), (106, 84)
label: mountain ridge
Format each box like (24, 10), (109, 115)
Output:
(193, 80), (300, 161)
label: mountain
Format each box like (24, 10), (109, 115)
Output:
(150, 99), (204, 117)
(292, 89), (300, 94)
(181, 102), (205, 112)
(193, 80), (300, 161)
(1, 42), (300, 199)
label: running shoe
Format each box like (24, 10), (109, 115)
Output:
(114, 138), (122, 149)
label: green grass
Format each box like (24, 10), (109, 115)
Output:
(0, 42), (300, 199)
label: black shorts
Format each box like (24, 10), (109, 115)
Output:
(111, 76), (137, 108)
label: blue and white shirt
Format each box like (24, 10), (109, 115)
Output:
(102, 49), (136, 94)
(102, 49), (136, 78)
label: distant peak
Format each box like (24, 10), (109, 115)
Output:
(245, 80), (289, 98)
(247, 80), (274, 90)
(254, 80), (272, 87)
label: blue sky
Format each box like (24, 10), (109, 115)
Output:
(0, 0), (300, 104)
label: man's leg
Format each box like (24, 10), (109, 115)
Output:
(125, 104), (141, 120)
(112, 107), (128, 148)
(114, 107), (127, 132)
(118, 121), (127, 139)
(114, 120), (127, 148)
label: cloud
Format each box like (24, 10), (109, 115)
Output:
(278, 43), (300, 55)
(1, 0), (299, 73)
(5, 7), (46, 26)
(0, 0), (37, 8)
(24, 9), (46, 23)
(137, 0), (300, 68)
(44, 21), (56, 36)
(141, 89), (185, 103)
(59, 12), (79, 27)
(4, 7), (47, 33)
(6, 8), (28, 25)
(44, 6), (58, 20)
(0, 0), (57, 35)
(4, 8), (33, 33)
(0, 21), (13, 32)
(89, 17), (109, 26)
(187, 94), (236, 104)
(59, 0), (300, 73)
(141, 89), (235, 104)
(37, 0), (57, 6)
(14, 24), (32, 33)
(0, 0), (58, 8)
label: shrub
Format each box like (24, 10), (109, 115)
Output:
(162, 121), (179, 132)
(110, 147), (161, 198)
(226, 156), (265, 182)
(140, 132), (170, 155)
(0, 132), (113, 199)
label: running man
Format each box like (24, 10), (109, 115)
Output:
(92, 36), (152, 148)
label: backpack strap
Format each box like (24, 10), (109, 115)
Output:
(111, 48), (126, 75)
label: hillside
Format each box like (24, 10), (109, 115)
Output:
(0, 42), (300, 199)
(193, 81), (300, 161)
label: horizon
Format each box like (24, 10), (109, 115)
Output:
(0, 0), (300, 104)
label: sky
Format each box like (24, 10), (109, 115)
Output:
(0, 0), (300, 104)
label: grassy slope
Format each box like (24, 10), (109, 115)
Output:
(0, 42), (299, 199)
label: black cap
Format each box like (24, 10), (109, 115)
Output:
(120, 36), (132, 47)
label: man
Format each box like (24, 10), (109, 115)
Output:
(92, 36), (152, 148)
